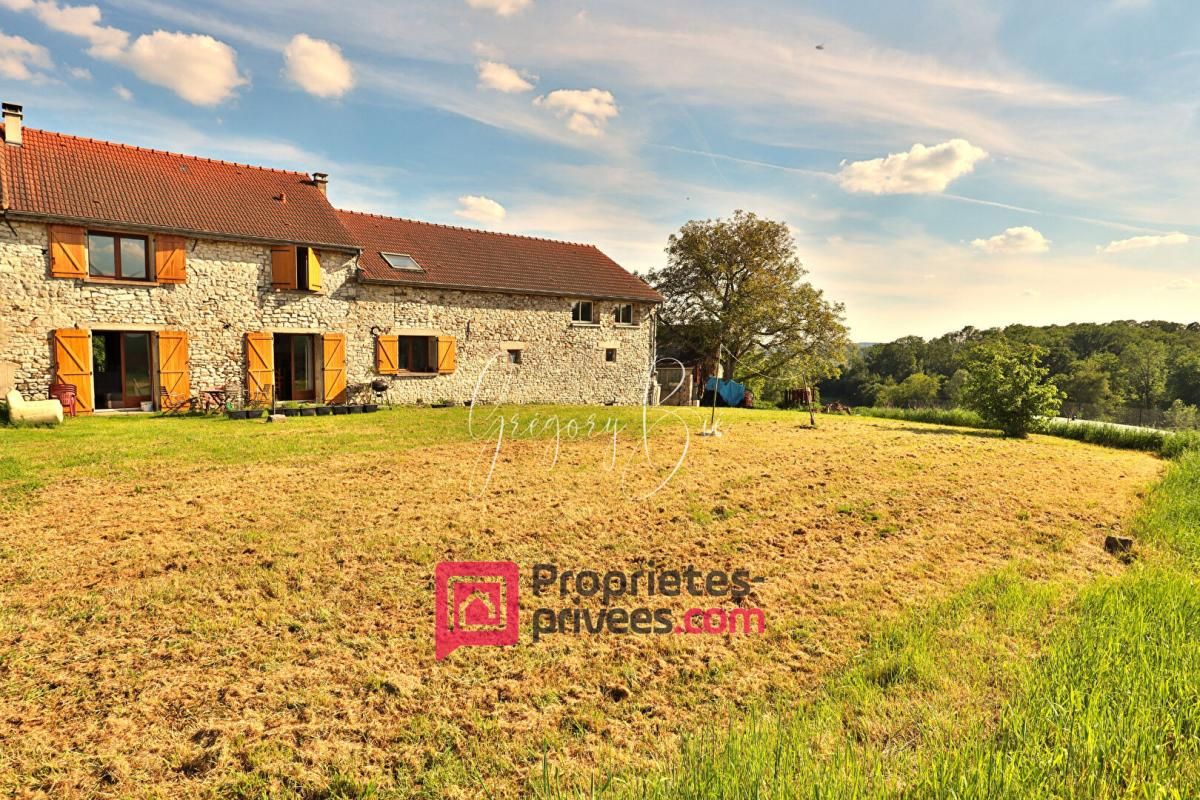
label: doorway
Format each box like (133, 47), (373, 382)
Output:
(91, 331), (153, 410)
(273, 333), (316, 401)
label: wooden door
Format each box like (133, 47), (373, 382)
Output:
(52, 328), (94, 413)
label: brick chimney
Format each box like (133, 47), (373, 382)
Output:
(3, 103), (23, 146)
(311, 172), (329, 195)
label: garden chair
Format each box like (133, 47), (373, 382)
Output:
(159, 386), (197, 414)
(48, 382), (77, 417)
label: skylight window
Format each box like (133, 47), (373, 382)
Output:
(381, 252), (423, 272)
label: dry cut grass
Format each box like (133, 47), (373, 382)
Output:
(0, 409), (1163, 798)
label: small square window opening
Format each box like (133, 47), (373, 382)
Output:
(507, 349), (522, 364)
(605, 348), (617, 363)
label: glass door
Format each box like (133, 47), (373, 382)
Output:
(121, 333), (152, 407)
(291, 335), (316, 401)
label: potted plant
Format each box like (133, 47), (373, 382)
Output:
(299, 403), (317, 417)
(348, 403), (364, 414)
(315, 405), (333, 416)
(432, 397), (453, 409)
(280, 402), (301, 417)
(227, 408), (249, 420)
(245, 406), (266, 419)
(332, 404), (350, 415)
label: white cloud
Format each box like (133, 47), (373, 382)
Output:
(33, 1), (128, 59)
(123, 31), (246, 106)
(477, 60), (533, 93)
(455, 195), (507, 224)
(466, 0), (532, 17)
(838, 139), (989, 194)
(534, 88), (619, 137)
(0, 30), (52, 80)
(971, 226), (1051, 254)
(2, 1), (245, 105)
(67, 65), (90, 79)
(284, 33), (354, 99)
(113, 83), (132, 101)
(1101, 232), (1189, 254)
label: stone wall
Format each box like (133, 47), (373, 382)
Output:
(0, 220), (656, 408)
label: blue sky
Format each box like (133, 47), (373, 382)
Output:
(1, 0), (1198, 341)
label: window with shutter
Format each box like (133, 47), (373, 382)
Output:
(49, 226), (87, 279)
(438, 336), (457, 374)
(155, 236), (188, 284)
(270, 246), (298, 289)
(376, 335), (399, 375)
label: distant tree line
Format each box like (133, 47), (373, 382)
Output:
(820, 321), (1200, 428)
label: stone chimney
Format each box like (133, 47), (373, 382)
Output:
(3, 103), (23, 146)
(311, 172), (329, 195)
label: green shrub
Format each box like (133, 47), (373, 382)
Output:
(960, 339), (1064, 438)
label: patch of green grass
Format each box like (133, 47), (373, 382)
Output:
(539, 453), (1200, 799)
(857, 406), (1200, 459)
(854, 406), (986, 429)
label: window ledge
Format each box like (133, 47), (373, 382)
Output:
(570, 322), (601, 328)
(614, 323), (640, 329)
(86, 277), (158, 287)
(392, 371), (439, 378)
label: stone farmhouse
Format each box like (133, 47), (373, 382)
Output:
(0, 104), (662, 412)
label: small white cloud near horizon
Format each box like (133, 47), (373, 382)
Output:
(477, 60), (534, 93)
(455, 195), (507, 224)
(466, 0), (532, 16)
(0, 30), (52, 80)
(534, 88), (618, 137)
(838, 139), (988, 195)
(1101, 232), (1189, 254)
(284, 34), (354, 99)
(112, 83), (132, 101)
(971, 226), (1051, 254)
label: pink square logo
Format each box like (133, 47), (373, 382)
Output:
(435, 562), (519, 660)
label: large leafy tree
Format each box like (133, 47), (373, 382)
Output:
(653, 210), (849, 387)
(960, 339), (1064, 438)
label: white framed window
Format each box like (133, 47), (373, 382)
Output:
(381, 252), (424, 272)
(571, 300), (595, 324)
(614, 303), (635, 325)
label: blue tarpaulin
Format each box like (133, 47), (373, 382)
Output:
(705, 377), (746, 407)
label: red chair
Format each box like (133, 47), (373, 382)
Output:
(49, 382), (77, 417)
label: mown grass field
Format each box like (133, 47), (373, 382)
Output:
(0, 408), (1164, 798)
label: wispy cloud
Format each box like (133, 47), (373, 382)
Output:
(1102, 232), (1189, 253)
(971, 226), (1050, 254)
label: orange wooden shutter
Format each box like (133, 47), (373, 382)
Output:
(155, 235), (187, 284)
(49, 225), (87, 279)
(157, 330), (190, 408)
(52, 328), (93, 413)
(304, 248), (322, 291)
(437, 336), (457, 374)
(375, 335), (399, 375)
(322, 333), (346, 404)
(270, 246), (297, 289)
(245, 332), (274, 406)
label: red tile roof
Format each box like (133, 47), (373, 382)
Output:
(0, 126), (358, 250)
(338, 209), (663, 303)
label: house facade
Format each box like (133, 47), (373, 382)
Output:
(0, 104), (662, 412)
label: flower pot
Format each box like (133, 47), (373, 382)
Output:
(363, 404), (379, 413)
(245, 409), (265, 419)
(281, 408), (300, 417)
(332, 406), (349, 415)
(227, 409), (249, 420)
(300, 407), (317, 417)
(348, 405), (363, 414)
(140, 401), (155, 412)
(315, 406), (333, 416)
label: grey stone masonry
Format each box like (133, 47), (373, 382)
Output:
(0, 220), (657, 407)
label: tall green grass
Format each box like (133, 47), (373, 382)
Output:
(542, 453), (1200, 799)
(856, 406), (1200, 458)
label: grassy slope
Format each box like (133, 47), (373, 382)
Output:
(546, 452), (1200, 799)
